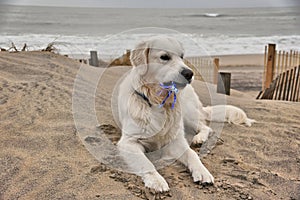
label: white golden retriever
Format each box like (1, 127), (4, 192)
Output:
(117, 36), (255, 192)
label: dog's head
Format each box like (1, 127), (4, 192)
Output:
(130, 36), (194, 89)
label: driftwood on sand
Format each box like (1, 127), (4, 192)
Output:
(0, 42), (57, 52)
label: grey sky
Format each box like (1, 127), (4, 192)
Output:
(1, 0), (300, 8)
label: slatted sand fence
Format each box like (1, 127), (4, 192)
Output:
(185, 56), (219, 84)
(257, 44), (300, 101)
(80, 49), (221, 85)
(100, 51), (223, 91)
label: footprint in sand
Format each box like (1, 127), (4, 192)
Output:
(0, 97), (8, 105)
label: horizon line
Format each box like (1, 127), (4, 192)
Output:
(1, 3), (299, 9)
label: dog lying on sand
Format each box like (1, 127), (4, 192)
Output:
(117, 36), (255, 192)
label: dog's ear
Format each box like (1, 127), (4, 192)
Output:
(130, 41), (150, 67)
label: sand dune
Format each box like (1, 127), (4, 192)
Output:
(0, 52), (299, 200)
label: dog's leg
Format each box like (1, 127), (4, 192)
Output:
(164, 134), (214, 184)
(179, 146), (214, 183)
(182, 85), (212, 144)
(118, 137), (169, 192)
(192, 123), (213, 144)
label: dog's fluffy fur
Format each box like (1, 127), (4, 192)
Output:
(117, 36), (255, 192)
(204, 105), (256, 127)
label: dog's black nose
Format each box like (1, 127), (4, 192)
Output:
(181, 68), (194, 82)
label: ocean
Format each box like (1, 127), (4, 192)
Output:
(0, 5), (299, 59)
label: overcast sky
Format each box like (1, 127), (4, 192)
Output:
(1, 0), (300, 8)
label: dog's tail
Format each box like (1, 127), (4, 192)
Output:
(203, 105), (256, 127)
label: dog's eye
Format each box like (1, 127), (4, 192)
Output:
(160, 54), (171, 61)
(180, 54), (184, 59)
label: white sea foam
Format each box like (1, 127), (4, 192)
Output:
(0, 5), (299, 60)
(1, 33), (299, 60)
(204, 13), (220, 17)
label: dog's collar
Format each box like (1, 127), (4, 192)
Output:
(134, 90), (152, 107)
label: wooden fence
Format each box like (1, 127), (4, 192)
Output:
(78, 51), (224, 90)
(185, 57), (219, 84)
(257, 44), (300, 101)
(107, 52), (220, 84)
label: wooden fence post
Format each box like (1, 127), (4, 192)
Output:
(213, 58), (219, 84)
(263, 45), (267, 90)
(265, 44), (276, 89)
(89, 51), (99, 67)
(217, 72), (231, 95)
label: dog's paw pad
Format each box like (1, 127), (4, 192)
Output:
(143, 172), (169, 192)
(192, 127), (212, 144)
(192, 134), (207, 144)
(192, 168), (214, 184)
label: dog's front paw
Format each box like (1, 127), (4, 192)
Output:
(192, 166), (214, 184)
(245, 118), (256, 127)
(143, 171), (169, 192)
(192, 127), (213, 144)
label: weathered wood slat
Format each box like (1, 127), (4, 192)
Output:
(293, 66), (300, 101)
(288, 69), (294, 101)
(283, 71), (289, 100)
(261, 79), (277, 99)
(290, 68), (297, 100)
(278, 72), (286, 100)
(273, 74), (281, 100)
(258, 65), (300, 102)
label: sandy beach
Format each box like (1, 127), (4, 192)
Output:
(0, 51), (299, 200)
(216, 54), (265, 92)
